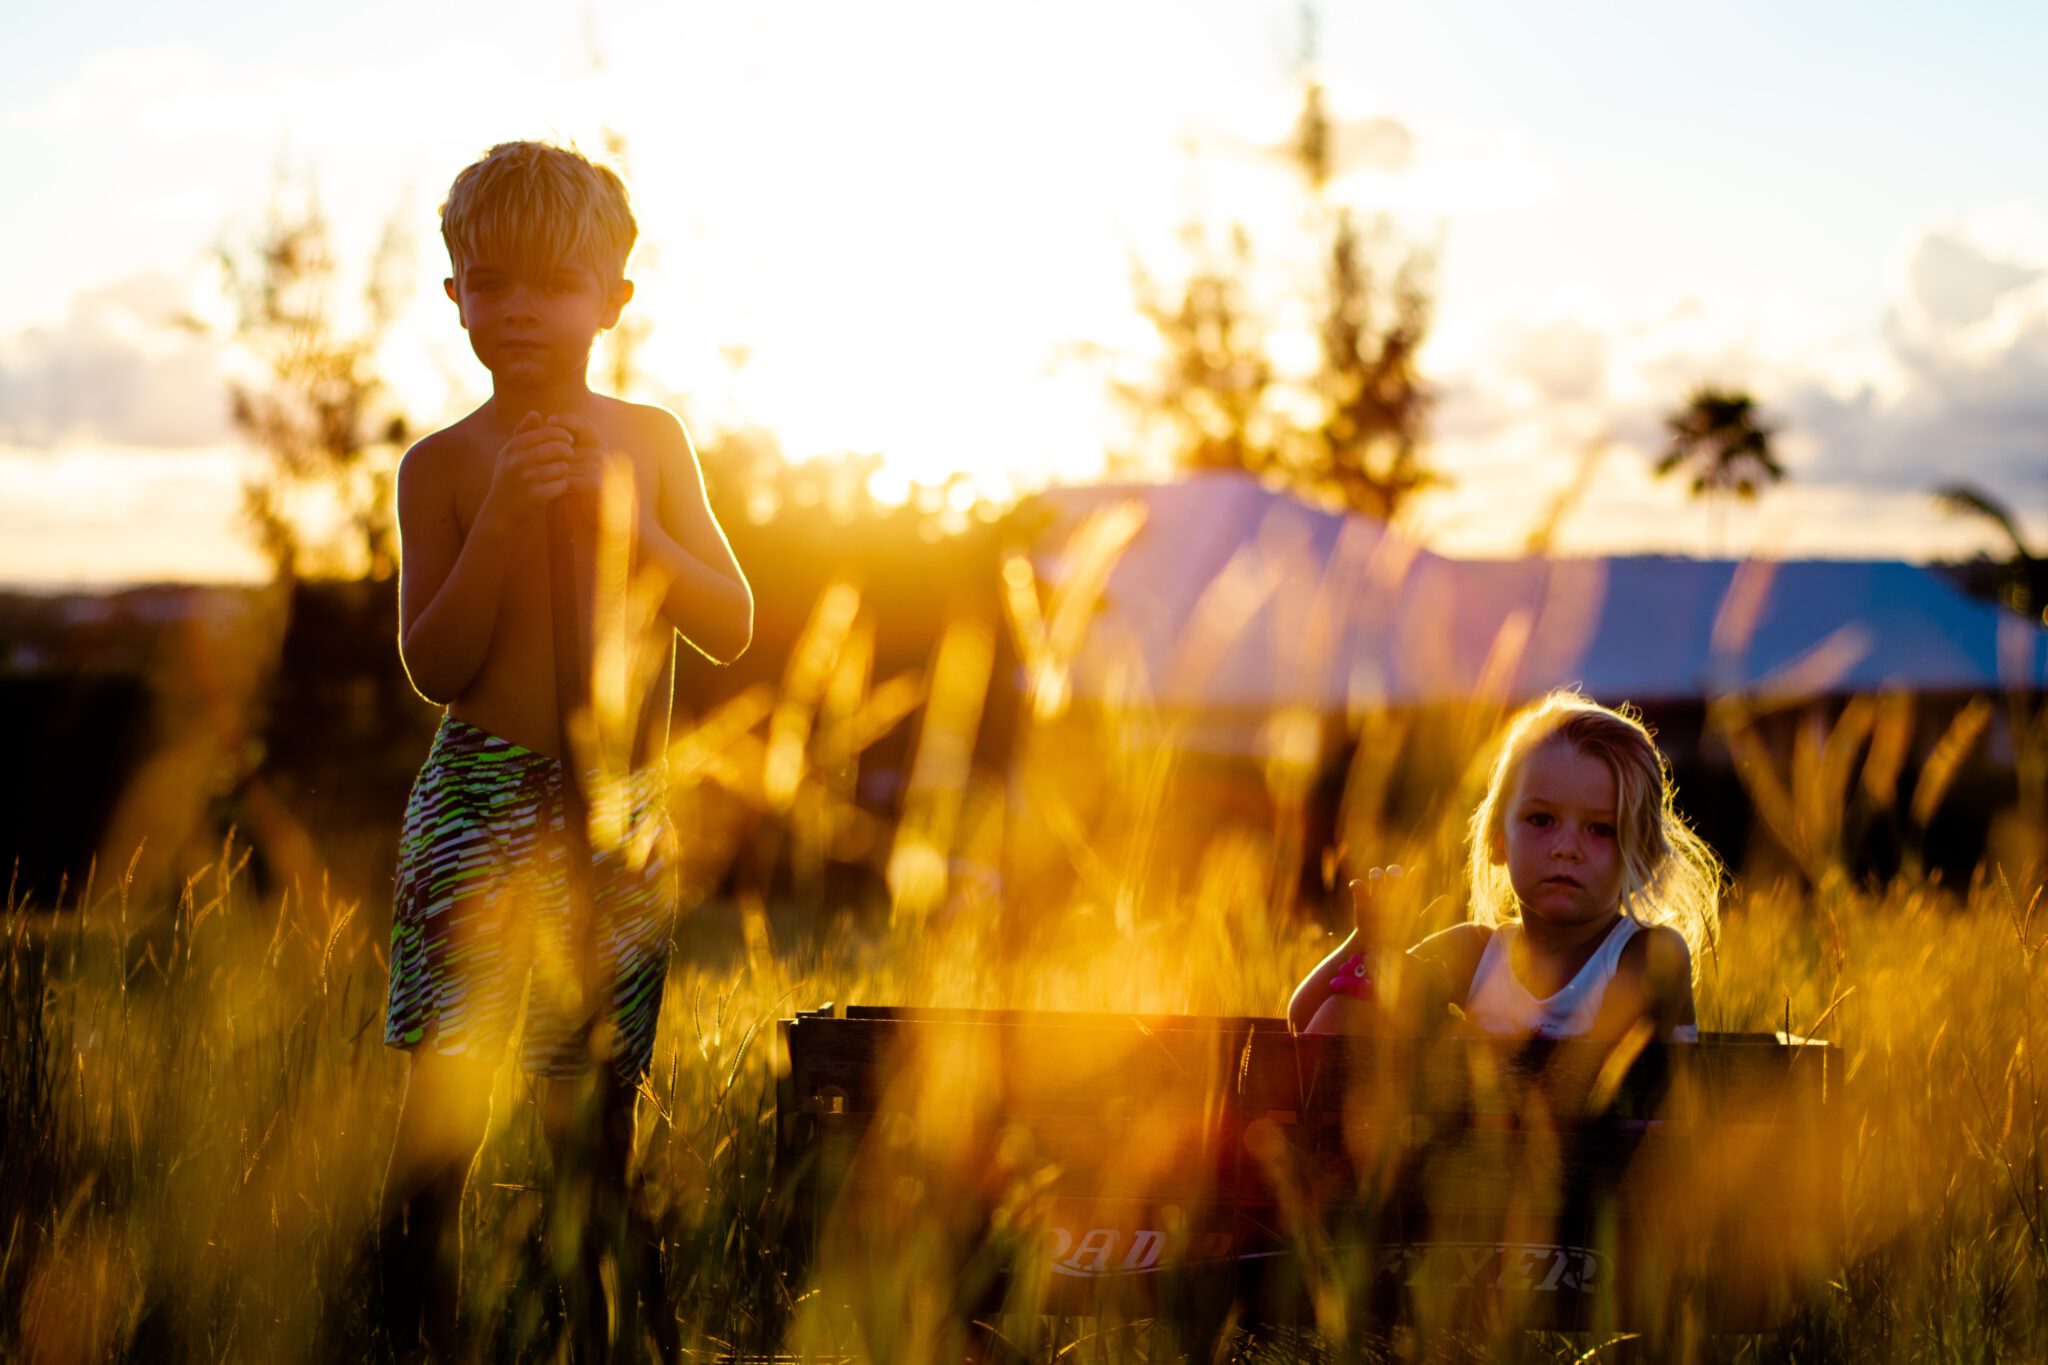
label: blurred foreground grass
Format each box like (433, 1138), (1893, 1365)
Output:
(4, 838), (2045, 1362)
(6, 539), (2047, 1361)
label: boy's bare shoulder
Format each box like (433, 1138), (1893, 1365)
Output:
(398, 409), (493, 483)
(599, 396), (695, 452)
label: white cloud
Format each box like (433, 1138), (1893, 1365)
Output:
(1416, 223), (2048, 558)
(1904, 229), (2042, 329)
(0, 272), (232, 449)
(1190, 89), (1559, 224)
(1499, 317), (1607, 406)
(1785, 230), (2048, 497)
(1316, 114), (1419, 176)
(13, 46), (221, 135)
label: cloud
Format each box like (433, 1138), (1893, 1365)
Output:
(1440, 227), (2048, 533)
(0, 273), (232, 449)
(1785, 230), (2048, 496)
(1499, 317), (1608, 405)
(1432, 311), (1638, 452)
(1329, 115), (1417, 176)
(1194, 96), (1555, 219)
(1905, 229), (2042, 329)
(14, 46), (221, 137)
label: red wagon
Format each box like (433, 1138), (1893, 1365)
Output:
(775, 1005), (1841, 1348)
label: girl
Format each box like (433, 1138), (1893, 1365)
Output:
(1288, 691), (1719, 1042)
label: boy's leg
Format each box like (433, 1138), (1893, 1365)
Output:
(379, 718), (553, 1359)
(379, 1045), (498, 1363)
(526, 764), (679, 1361)
(540, 1067), (677, 1364)
(539, 1069), (625, 1363)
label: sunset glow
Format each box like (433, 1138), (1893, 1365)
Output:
(6, 1), (2048, 584)
(12, 12), (2048, 1359)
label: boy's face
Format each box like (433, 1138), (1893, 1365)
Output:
(443, 255), (633, 386)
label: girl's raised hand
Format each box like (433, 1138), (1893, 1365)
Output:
(1348, 864), (1406, 933)
(1328, 865), (1406, 1005)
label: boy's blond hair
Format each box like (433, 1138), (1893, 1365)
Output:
(440, 140), (637, 281)
(1466, 690), (1722, 975)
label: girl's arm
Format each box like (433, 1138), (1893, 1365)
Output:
(1597, 924), (1696, 1040)
(1287, 925), (1364, 1034)
(1402, 923), (1493, 1031)
(1289, 864), (1494, 1035)
(1292, 924), (1490, 1035)
(1289, 869), (1407, 1034)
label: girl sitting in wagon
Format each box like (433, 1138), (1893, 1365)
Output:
(1289, 691), (1720, 1042)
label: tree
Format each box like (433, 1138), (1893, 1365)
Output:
(1119, 75), (1438, 522)
(1654, 385), (1784, 502)
(1121, 223), (1280, 477)
(592, 127), (652, 403)
(1297, 191), (1436, 520)
(1653, 385), (1784, 556)
(1934, 482), (2048, 618)
(215, 177), (415, 582)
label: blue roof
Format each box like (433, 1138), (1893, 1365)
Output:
(1028, 473), (2048, 718)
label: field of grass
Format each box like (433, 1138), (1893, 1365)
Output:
(7, 832), (2045, 1362)
(6, 567), (2047, 1362)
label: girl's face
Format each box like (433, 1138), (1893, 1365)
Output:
(1492, 739), (1627, 931)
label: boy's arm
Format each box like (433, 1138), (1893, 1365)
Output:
(575, 408), (752, 665)
(398, 416), (576, 702)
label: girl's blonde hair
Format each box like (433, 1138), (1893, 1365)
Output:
(1465, 690), (1721, 974)
(440, 140), (637, 281)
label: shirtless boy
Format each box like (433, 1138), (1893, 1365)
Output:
(377, 140), (751, 1362)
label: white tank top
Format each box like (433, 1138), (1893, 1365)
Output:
(1464, 916), (1641, 1040)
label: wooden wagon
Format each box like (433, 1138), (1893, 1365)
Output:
(775, 1005), (1841, 1347)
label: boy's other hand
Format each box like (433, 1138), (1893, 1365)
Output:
(549, 411), (634, 509)
(478, 410), (578, 531)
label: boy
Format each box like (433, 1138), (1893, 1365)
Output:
(378, 140), (751, 1362)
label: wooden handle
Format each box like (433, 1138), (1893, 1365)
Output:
(546, 501), (602, 1039)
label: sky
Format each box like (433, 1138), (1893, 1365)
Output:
(3, 0), (2048, 587)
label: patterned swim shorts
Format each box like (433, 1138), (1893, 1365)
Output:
(384, 714), (677, 1082)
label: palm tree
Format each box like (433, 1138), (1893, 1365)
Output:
(1934, 482), (2048, 618)
(1655, 385), (1785, 554)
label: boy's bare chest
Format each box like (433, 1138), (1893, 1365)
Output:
(445, 423), (665, 649)
(437, 421), (673, 758)
(446, 420), (660, 537)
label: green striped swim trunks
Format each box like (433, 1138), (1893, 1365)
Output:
(384, 714), (677, 1082)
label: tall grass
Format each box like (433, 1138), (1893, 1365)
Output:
(6, 514), (2047, 1361)
(9, 822), (2046, 1361)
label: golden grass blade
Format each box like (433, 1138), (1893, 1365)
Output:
(1911, 697), (1995, 830)
(887, 617), (995, 922)
(1861, 689), (1916, 809)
